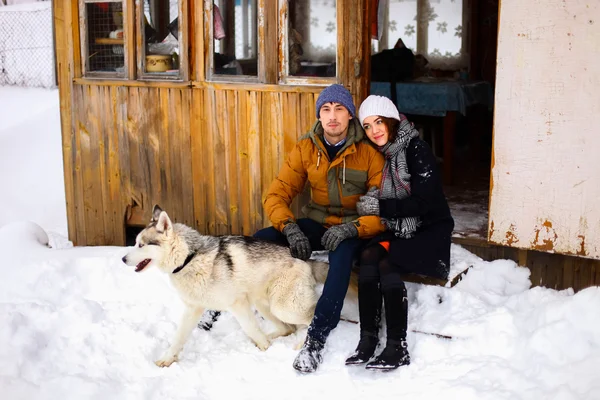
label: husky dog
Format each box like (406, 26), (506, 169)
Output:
(122, 205), (350, 368)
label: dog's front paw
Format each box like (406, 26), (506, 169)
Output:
(254, 338), (271, 351)
(155, 354), (178, 368)
(267, 325), (295, 342)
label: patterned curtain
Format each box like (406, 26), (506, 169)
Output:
(378, 0), (468, 70)
(294, 0), (337, 63)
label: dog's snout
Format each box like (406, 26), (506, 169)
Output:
(122, 256), (127, 264)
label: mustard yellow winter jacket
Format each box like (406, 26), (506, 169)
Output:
(264, 118), (386, 238)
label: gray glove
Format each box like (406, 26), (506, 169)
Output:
(356, 186), (380, 216)
(321, 223), (359, 251)
(283, 222), (312, 260)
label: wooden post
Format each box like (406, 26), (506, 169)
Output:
(442, 111), (457, 185)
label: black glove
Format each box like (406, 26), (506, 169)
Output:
(283, 222), (312, 260)
(321, 223), (359, 251)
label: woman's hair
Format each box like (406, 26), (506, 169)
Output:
(380, 116), (400, 143)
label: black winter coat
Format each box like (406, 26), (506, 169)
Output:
(371, 137), (454, 279)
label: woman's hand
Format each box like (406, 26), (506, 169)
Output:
(365, 186), (379, 198)
(356, 186), (380, 216)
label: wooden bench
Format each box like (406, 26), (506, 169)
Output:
(341, 265), (474, 339)
(398, 265), (473, 288)
(349, 262), (473, 289)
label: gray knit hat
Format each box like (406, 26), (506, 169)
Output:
(358, 95), (400, 125)
(316, 84), (356, 118)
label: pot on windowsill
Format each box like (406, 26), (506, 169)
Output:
(146, 54), (172, 73)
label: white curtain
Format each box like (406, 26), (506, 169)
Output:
(378, 0), (469, 70)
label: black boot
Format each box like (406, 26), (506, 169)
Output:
(345, 333), (379, 365)
(293, 336), (325, 373)
(365, 339), (410, 370)
(367, 272), (410, 371)
(346, 262), (382, 365)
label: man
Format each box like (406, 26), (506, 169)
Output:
(254, 84), (385, 373)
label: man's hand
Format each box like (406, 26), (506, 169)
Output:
(321, 223), (358, 251)
(283, 223), (312, 260)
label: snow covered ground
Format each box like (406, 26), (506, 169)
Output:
(1, 86), (599, 400)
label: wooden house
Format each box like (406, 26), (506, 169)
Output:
(53, 0), (600, 291)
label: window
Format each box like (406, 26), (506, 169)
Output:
(207, 0), (341, 84)
(373, 0), (467, 71)
(81, 1), (127, 77)
(209, 0), (259, 78)
(79, 0), (187, 80)
(140, 0), (182, 78)
(79, 0), (345, 84)
(280, 0), (338, 83)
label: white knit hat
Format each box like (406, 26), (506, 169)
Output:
(358, 95), (400, 125)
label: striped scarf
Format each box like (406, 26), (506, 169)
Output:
(378, 116), (420, 238)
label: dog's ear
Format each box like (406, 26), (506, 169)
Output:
(155, 210), (173, 235)
(151, 205), (163, 222)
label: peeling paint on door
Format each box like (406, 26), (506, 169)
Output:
(531, 220), (557, 252)
(489, 0), (600, 260)
(505, 223), (519, 246)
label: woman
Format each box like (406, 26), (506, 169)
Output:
(345, 95), (454, 370)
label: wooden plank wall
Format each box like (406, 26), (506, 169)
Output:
(68, 85), (318, 245)
(53, 0), (78, 245)
(454, 237), (600, 292)
(190, 88), (316, 236)
(70, 85), (193, 245)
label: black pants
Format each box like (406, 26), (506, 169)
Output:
(357, 244), (409, 341)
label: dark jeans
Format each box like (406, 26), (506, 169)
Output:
(254, 218), (367, 343)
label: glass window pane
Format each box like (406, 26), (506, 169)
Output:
(142, 0), (180, 76)
(288, 0), (337, 78)
(85, 1), (125, 75)
(213, 0), (258, 76)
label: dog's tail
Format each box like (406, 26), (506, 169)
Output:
(307, 260), (358, 299)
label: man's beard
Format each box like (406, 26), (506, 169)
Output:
(324, 128), (344, 137)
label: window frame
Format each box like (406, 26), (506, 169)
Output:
(136, 0), (189, 81)
(77, 0), (346, 85)
(203, 0), (265, 83)
(277, 0), (340, 86)
(78, 0), (189, 81)
(79, 0), (130, 79)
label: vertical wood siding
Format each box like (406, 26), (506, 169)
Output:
(69, 85), (320, 244)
